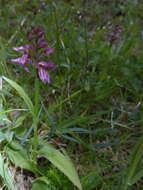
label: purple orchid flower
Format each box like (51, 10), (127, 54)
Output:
(30, 26), (45, 39)
(38, 41), (48, 48)
(32, 26), (44, 34)
(12, 45), (31, 53)
(11, 54), (31, 72)
(45, 48), (54, 56)
(11, 26), (57, 83)
(38, 61), (57, 83)
(28, 26), (44, 41)
(38, 67), (50, 83)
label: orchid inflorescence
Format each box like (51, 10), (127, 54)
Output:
(11, 26), (57, 83)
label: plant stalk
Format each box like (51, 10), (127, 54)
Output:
(33, 78), (40, 159)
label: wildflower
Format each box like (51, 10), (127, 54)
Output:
(11, 54), (31, 72)
(28, 26), (45, 40)
(32, 26), (44, 35)
(38, 61), (57, 83)
(11, 26), (57, 83)
(12, 44), (31, 53)
(38, 40), (48, 48)
(45, 48), (54, 56)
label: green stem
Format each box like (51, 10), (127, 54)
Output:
(33, 78), (40, 158)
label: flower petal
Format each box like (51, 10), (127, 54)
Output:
(32, 26), (45, 37)
(38, 67), (50, 83)
(38, 41), (48, 48)
(11, 54), (28, 64)
(32, 26), (44, 33)
(38, 61), (57, 70)
(23, 65), (30, 72)
(11, 54), (31, 72)
(13, 45), (31, 53)
(45, 48), (54, 56)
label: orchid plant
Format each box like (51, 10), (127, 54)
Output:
(11, 26), (57, 83)
(11, 26), (58, 157)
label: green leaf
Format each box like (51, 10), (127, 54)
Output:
(32, 177), (53, 190)
(0, 153), (17, 190)
(3, 76), (34, 115)
(123, 135), (143, 189)
(0, 132), (6, 143)
(32, 181), (51, 190)
(82, 169), (102, 190)
(39, 141), (82, 190)
(5, 142), (36, 173)
(0, 104), (11, 125)
(130, 167), (143, 185)
(32, 181), (49, 190)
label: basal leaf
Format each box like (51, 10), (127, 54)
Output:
(39, 141), (82, 190)
(0, 153), (17, 190)
(5, 142), (36, 173)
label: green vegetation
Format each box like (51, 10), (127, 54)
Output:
(0, 0), (143, 189)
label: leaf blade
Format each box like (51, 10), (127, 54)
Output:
(39, 141), (82, 190)
(3, 76), (34, 115)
